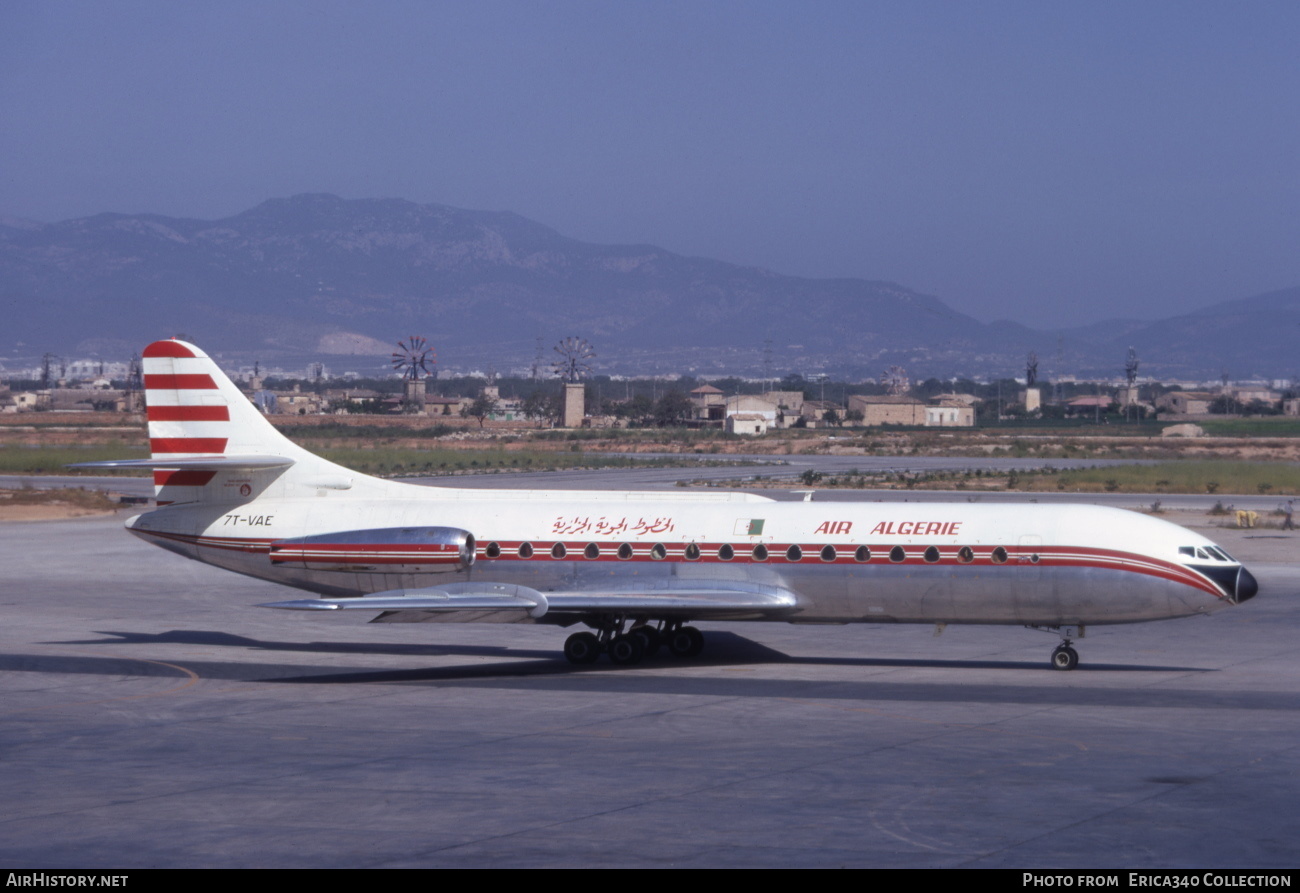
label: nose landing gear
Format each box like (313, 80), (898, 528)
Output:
(1051, 642), (1079, 671)
(1028, 624), (1085, 671)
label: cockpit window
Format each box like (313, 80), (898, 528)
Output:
(1182, 544), (1236, 563)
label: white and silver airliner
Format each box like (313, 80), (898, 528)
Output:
(80, 339), (1258, 670)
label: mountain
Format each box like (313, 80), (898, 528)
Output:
(0, 193), (1292, 379)
(1071, 287), (1300, 381)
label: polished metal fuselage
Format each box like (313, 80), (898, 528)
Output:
(127, 489), (1236, 627)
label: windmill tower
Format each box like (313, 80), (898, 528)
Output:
(1024, 351), (1041, 413)
(553, 337), (595, 427)
(392, 336), (435, 414)
(123, 353), (144, 413)
(1122, 347), (1141, 420)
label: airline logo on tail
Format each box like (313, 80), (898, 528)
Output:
(142, 340), (234, 502)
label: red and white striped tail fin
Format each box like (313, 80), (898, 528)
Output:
(141, 339), (307, 504)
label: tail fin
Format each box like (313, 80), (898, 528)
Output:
(141, 339), (304, 503)
(77, 339), (377, 505)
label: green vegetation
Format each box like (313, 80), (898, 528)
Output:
(314, 447), (723, 476)
(1041, 461), (1300, 495)
(1198, 418), (1300, 437)
(0, 446), (148, 474)
(0, 486), (121, 511)
(285, 422), (458, 439)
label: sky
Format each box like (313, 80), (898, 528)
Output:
(1, 0), (1297, 329)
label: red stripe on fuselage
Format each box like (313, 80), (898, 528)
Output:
(144, 374), (217, 390)
(147, 405), (229, 422)
(150, 437), (227, 454)
(143, 341), (198, 358)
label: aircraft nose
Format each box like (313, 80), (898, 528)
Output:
(1234, 566), (1259, 604)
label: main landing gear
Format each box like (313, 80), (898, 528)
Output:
(563, 620), (704, 666)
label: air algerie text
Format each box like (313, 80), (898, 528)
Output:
(870, 521), (962, 536)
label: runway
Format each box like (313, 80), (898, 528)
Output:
(2, 497), (1298, 868)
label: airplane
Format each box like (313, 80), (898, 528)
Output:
(76, 339), (1259, 671)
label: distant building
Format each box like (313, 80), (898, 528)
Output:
(762, 390), (805, 416)
(726, 413), (768, 436)
(1155, 391), (1215, 416)
(725, 395), (779, 425)
(689, 385), (726, 422)
(1065, 395), (1116, 416)
(800, 400), (844, 427)
(925, 403), (974, 427)
(847, 395), (926, 426)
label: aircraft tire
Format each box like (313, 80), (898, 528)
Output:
(668, 626), (705, 658)
(1051, 645), (1079, 671)
(630, 625), (661, 658)
(564, 632), (601, 665)
(608, 634), (645, 665)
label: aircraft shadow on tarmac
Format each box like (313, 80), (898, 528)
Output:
(52, 629), (558, 660)
(4, 641), (1290, 712)
(16, 629), (1223, 688)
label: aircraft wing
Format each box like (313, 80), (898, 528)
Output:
(259, 580), (799, 621)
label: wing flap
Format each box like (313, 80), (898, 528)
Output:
(259, 581), (798, 620)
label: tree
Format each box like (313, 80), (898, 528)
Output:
(522, 390), (559, 425)
(653, 390), (693, 427)
(465, 392), (498, 428)
(625, 393), (655, 426)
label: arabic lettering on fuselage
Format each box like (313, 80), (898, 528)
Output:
(551, 516), (677, 537)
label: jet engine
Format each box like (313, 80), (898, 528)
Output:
(269, 526), (476, 573)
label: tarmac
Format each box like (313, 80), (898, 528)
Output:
(1, 497), (1298, 867)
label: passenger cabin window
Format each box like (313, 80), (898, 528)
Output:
(991, 547), (1008, 564)
(786, 544), (803, 562)
(685, 543), (701, 561)
(617, 543), (633, 560)
(820, 545), (837, 562)
(923, 546), (940, 563)
(957, 546), (974, 563)
(484, 542), (501, 559)
(518, 542), (534, 559)
(584, 543), (600, 559)
(854, 546), (870, 562)
(551, 543), (567, 559)
(889, 546), (906, 563)
(650, 543), (667, 560)
(752, 544), (769, 561)
(718, 543), (735, 561)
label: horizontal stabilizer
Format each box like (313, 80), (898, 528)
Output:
(70, 455), (295, 471)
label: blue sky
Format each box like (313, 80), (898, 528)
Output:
(1, 0), (1296, 328)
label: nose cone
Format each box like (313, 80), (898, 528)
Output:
(1234, 566), (1259, 604)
